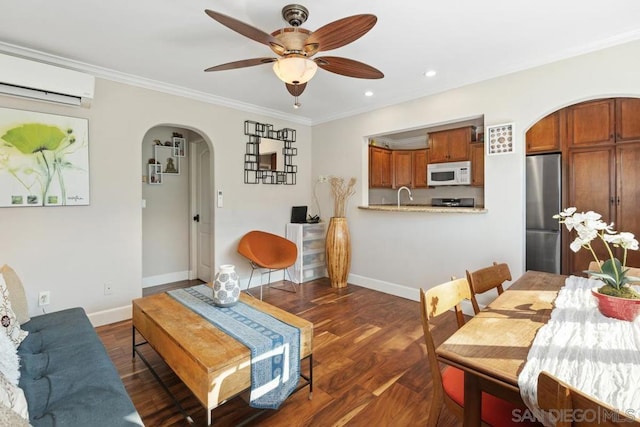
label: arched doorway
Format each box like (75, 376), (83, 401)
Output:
(141, 125), (214, 290)
(525, 97), (640, 275)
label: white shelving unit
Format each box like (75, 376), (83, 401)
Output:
(286, 222), (326, 284)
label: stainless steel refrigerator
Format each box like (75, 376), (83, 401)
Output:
(526, 153), (561, 274)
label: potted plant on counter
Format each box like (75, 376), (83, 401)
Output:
(554, 207), (640, 321)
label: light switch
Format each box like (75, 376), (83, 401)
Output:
(217, 190), (223, 208)
(141, 199), (146, 208)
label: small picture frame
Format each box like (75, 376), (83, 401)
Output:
(148, 163), (162, 184)
(486, 123), (514, 155)
(172, 137), (186, 158)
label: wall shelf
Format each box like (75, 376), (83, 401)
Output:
(147, 136), (186, 184)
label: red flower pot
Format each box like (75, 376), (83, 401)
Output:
(591, 288), (640, 321)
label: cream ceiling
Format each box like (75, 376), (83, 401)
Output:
(1, 1), (640, 125)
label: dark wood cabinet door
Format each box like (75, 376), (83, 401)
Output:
(392, 150), (413, 188)
(567, 147), (615, 275)
(616, 98), (640, 142)
(567, 99), (615, 147)
(526, 111), (561, 153)
(428, 131), (450, 163)
(428, 127), (471, 162)
(616, 143), (640, 267)
(412, 149), (428, 188)
(369, 146), (392, 188)
(447, 127), (472, 161)
(470, 143), (484, 186)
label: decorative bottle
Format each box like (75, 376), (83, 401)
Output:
(212, 264), (240, 307)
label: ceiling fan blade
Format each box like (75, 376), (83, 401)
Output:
(305, 14), (377, 53)
(315, 56), (384, 79)
(286, 82), (307, 97)
(205, 9), (284, 50)
(205, 57), (276, 72)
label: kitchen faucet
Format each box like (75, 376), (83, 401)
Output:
(397, 186), (413, 207)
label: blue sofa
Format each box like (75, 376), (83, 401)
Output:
(17, 308), (142, 427)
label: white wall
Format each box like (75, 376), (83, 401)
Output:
(2, 39), (639, 325)
(312, 39), (640, 305)
(0, 78), (312, 325)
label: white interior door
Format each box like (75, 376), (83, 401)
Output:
(195, 143), (212, 282)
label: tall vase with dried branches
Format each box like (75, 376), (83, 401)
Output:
(325, 177), (356, 288)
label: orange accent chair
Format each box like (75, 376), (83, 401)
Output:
(237, 230), (298, 299)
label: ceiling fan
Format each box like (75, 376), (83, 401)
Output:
(204, 4), (384, 108)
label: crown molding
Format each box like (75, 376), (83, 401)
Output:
(0, 42), (312, 127)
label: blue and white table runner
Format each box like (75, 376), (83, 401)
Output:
(168, 285), (300, 409)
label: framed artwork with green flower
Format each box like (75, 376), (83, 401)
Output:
(0, 107), (89, 207)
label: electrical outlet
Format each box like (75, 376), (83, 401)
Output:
(104, 282), (113, 295)
(38, 291), (50, 306)
(318, 175), (328, 183)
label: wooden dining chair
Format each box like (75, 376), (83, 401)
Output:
(466, 261), (512, 314)
(537, 371), (640, 426)
(420, 278), (538, 427)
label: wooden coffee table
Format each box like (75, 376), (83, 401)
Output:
(132, 292), (313, 425)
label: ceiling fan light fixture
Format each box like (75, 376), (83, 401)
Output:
(273, 57), (317, 85)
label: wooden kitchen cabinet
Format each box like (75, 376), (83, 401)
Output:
(526, 111), (562, 153)
(567, 142), (640, 274)
(392, 150), (413, 188)
(527, 97), (640, 275)
(412, 149), (428, 188)
(470, 143), (484, 187)
(615, 97), (640, 142)
(370, 147), (428, 189)
(567, 147), (615, 275)
(567, 99), (615, 147)
(369, 146), (392, 188)
(428, 127), (473, 163)
(615, 143), (640, 267)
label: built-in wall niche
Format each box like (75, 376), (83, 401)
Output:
(244, 120), (297, 185)
(147, 134), (187, 185)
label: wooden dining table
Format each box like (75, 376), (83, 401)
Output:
(436, 270), (567, 427)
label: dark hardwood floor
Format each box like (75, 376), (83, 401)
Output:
(96, 278), (461, 426)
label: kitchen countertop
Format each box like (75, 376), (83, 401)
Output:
(359, 205), (487, 213)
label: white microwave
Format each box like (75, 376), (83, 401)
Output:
(427, 161), (472, 186)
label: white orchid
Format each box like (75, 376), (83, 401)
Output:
(556, 208), (640, 291)
(604, 232), (640, 251)
(553, 207), (577, 218)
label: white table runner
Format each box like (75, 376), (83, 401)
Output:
(518, 275), (640, 425)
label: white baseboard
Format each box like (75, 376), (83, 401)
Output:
(348, 273), (475, 317)
(348, 273), (420, 301)
(92, 272), (475, 328)
(88, 304), (132, 327)
(142, 270), (190, 288)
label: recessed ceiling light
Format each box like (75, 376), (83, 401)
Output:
(364, 90), (374, 97)
(424, 70), (437, 77)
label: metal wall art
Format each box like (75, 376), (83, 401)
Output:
(244, 120), (297, 185)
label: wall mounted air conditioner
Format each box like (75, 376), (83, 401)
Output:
(0, 53), (95, 107)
